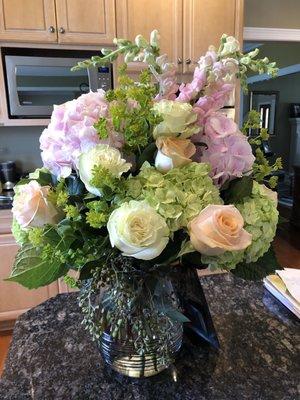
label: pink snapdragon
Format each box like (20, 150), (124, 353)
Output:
(177, 67), (207, 102)
(40, 90), (110, 178)
(155, 55), (179, 101)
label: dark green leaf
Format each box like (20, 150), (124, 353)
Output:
(181, 251), (204, 269)
(136, 142), (157, 170)
(222, 176), (253, 204)
(66, 174), (85, 196)
(6, 245), (68, 289)
(232, 245), (282, 281)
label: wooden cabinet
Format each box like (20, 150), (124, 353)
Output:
(116, 0), (243, 75)
(0, 0), (57, 43)
(0, 210), (59, 330)
(0, 0), (116, 45)
(183, 0), (243, 73)
(55, 0), (116, 45)
(116, 0), (182, 67)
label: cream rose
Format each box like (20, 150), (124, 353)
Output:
(188, 205), (252, 256)
(79, 144), (131, 196)
(107, 200), (169, 260)
(155, 137), (196, 173)
(152, 100), (200, 139)
(12, 180), (60, 228)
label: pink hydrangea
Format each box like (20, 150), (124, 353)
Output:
(200, 132), (255, 187)
(40, 90), (111, 178)
(204, 112), (238, 139)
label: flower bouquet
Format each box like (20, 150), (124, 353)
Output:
(8, 31), (281, 377)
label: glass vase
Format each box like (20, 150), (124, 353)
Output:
(80, 274), (184, 378)
(99, 277), (183, 378)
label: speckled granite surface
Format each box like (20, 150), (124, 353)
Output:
(0, 274), (299, 400)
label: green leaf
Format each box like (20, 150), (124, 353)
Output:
(222, 176), (253, 204)
(6, 245), (68, 289)
(136, 142), (157, 170)
(232, 245), (282, 281)
(66, 175), (85, 196)
(181, 251), (204, 268)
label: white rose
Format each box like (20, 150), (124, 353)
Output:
(78, 144), (131, 196)
(153, 100), (200, 139)
(12, 181), (60, 228)
(107, 200), (169, 260)
(220, 36), (240, 56)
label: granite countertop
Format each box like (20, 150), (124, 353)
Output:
(0, 274), (299, 400)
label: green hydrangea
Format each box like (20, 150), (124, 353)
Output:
(11, 218), (29, 245)
(123, 162), (221, 232)
(202, 182), (278, 270)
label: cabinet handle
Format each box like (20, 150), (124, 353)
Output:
(48, 26), (55, 33)
(177, 57), (183, 65)
(185, 58), (191, 65)
(59, 27), (65, 34)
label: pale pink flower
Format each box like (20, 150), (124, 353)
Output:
(204, 112), (238, 139)
(177, 67), (207, 102)
(200, 132), (255, 187)
(155, 55), (179, 101)
(12, 181), (60, 228)
(188, 204), (252, 256)
(40, 90), (110, 178)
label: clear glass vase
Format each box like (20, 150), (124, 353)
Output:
(99, 277), (183, 377)
(100, 322), (183, 378)
(80, 274), (183, 378)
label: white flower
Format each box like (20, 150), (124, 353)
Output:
(78, 144), (131, 196)
(153, 100), (200, 139)
(150, 30), (160, 48)
(107, 200), (169, 260)
(220, 36), (240, 56)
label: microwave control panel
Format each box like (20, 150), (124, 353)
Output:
(88, 66), (113, 92)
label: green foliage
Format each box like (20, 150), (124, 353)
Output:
(222, 176), (253, 204)
(232, 245), (281, 280)
(11, 219), (29, 246)
(7, 243), (68, 289)
(242, 110), (282, 187)
(122, 162), (221, 232)
(93, 117), (109, 139)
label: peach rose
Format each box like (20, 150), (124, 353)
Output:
(188, 205), (252, 256)
(155, 137), (196, 173)
(12, 180), (60, 228)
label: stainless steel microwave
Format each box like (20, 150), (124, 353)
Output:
(2, 48), (113, 119)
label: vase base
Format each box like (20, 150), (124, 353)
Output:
(100, 328), (182, 378)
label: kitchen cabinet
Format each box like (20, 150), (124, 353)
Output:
(183, 0), (243, 73)
(116, 0), (183, 69)
(0, 0), (116, 45)
(0, 0), (57, 43)
(116, 0), (243, 74)
(0, 209), (62, 331)
(55, 0), (116, 45)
